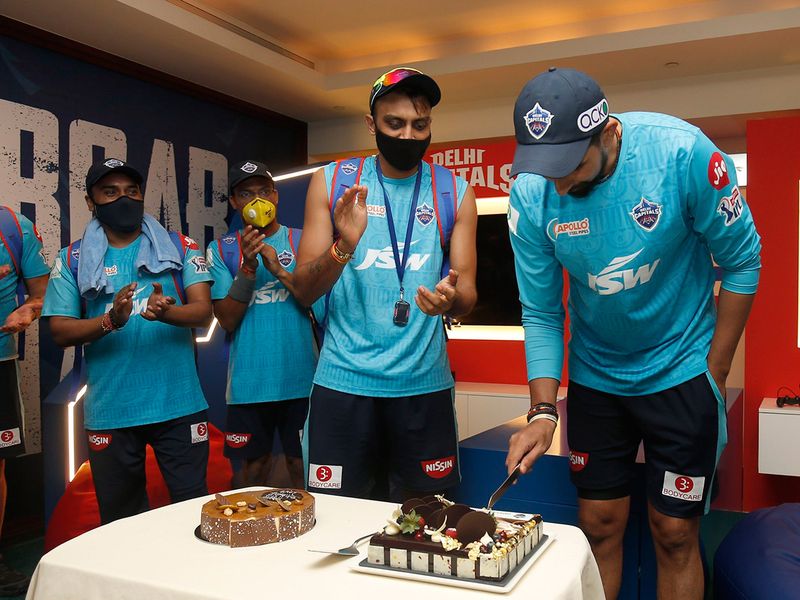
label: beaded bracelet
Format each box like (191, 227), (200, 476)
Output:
(526, 403), (558, 423)
(100, 311), (117, 333)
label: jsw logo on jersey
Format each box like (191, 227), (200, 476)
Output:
(251, 280), (290, 305)
(104, 284), (152, 314)
(420, 456), (455, 479)
(588, 249), (661, 296)
(354, 241), (431, 271)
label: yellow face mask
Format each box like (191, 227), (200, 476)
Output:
(242, 197), (276, 228)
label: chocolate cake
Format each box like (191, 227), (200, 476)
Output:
(366, 496), (543, 582)
(200, 489), (315, 547)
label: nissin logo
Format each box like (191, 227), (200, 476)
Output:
(225, 433), (251, 448)
(87, 433), (112, 450)
(421, 456), (455, 479)
(588, 249), (660, 296)
(354, 242), (431, 271)
(569, 451), (589, 472)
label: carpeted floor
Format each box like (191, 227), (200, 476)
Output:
(1, 537), (43, 599)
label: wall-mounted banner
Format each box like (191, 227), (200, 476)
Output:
(0, 32), (306, 451)
(426, 138), (515, 198)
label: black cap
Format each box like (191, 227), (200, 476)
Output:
(369, 67), (441, 110)
(511, 68), (610, 178)
(229, 160), (273, 194)
(85, 158), (143, 193)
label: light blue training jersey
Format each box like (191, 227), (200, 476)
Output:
(508, 112), (762, 395)
(42, 232), (211, 429)
(207, 225), (320, 404)
(313, 156), (468, 396)
(0, 212), (50, 360)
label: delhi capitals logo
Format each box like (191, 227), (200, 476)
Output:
(416, 203), (435, 227)
(524, 103), (554, 140)
(71, 246), (81, 261)
(240, 162), (258, 173)
(340, 162), (358, 175)
(630, 197), (662, 231)
(277, 250), (294, 267)
(222, 235), (236, 244)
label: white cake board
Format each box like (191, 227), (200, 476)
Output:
(350, 534), (555, 593)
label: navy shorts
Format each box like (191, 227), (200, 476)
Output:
(307, 385), (460, 501)
(86, 410), (210, 524)
(0, 359), (25, 458)
(567, 372), (726, 518)
(223, 398), (308, 460)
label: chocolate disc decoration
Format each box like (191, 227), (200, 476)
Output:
(413, 502), (440, 523)
(456, 511), (497, 544)
(427, 508), (446, 530)
(401, 497), (425, 515)
(443, 503), (472, 527)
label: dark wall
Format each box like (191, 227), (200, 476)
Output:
(0, 17), (308, 536)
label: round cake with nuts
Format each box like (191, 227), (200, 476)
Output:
(200, 489), (315, 547)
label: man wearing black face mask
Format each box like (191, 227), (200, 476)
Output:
(292, 67), (478, 502)
(43, 158), (214, 524)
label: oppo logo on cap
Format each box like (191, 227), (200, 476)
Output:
(577, 98), (609, 132)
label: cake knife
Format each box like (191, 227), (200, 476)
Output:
(486, 463), (522, 510)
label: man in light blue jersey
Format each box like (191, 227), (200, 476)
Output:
(504, 68), (761, 600)
(208, 160), (319, 489)
(0, 207), (48, 596)
(292, 68), (478, 501)
(43, 159), (213, 524)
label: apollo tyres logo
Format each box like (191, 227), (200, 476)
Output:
(577, 98), (609, 133)
(354, 240), (431, 271)
(421, 456), (455, 479)
(588, 249), (661, 296)
(0, 428), (21, 449)
(308, 463), (343, 489)
(662, 470), (705, 502)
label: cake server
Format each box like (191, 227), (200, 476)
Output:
(308, 532), (375, 556)
(486, 463), (522, 510)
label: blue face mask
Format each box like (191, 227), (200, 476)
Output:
(94, 195), (144, 233)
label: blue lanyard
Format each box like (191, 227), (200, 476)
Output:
(375, 157), (422, 298)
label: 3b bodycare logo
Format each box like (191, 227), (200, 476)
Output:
(191, 422), (208, 444)
(308, 464), (342, 489)
(0, 428), (21, 449)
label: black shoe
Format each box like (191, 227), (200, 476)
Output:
(0, 561), (29, 597)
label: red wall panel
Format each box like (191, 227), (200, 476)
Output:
(743, 116), (800, 510)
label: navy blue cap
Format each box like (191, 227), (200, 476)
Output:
(229, 160), (273, 194)
(85, 158), (143, 193)
(511, 68), (609, 178)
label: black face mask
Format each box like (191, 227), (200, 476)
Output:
(375, 129), (431, 172)
(93, 195), (144, 233)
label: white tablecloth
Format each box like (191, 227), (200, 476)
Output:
(27, 489), (603, 600)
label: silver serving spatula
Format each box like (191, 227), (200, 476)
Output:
(486, 463), (522, 510)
